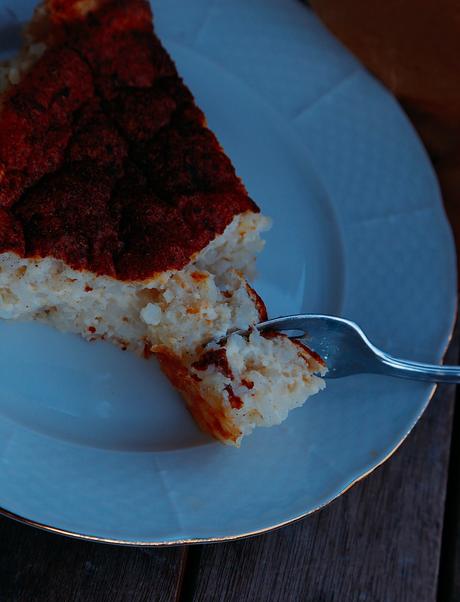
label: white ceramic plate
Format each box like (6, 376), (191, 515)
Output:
(0, 0), (456, 544)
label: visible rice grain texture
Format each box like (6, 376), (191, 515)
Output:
(0, 0), (327, 445)
(0, 213), (269, 357)
(186, 330), (326, 446)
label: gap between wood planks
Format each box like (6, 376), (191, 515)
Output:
(175, 546), (203, 602)
(437, 369), (460, 602)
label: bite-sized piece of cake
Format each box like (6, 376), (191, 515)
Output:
(0, 0), (326, 445)
(158, 329), (326, 446)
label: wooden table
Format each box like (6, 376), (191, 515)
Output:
(1, 4), (459, 601)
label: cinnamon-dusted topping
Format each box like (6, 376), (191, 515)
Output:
(0, 0), (258, 281)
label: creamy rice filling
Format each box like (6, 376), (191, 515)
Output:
(190, 329), (326, 444)
(0, 212), (270, 356)
(0, 4), (326, 445)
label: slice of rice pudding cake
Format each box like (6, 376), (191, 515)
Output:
(0, 0), (326, 446)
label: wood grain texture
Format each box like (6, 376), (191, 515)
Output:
(186, 337), (458, 602)
(437, 386), (460, 602)
(0, 517), (186, 602)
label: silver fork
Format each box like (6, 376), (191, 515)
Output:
(252, 314), (459, 383)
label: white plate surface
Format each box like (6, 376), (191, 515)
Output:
(0, 0), (456, 544)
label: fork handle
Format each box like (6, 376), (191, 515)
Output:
(375, 351), (460, 383)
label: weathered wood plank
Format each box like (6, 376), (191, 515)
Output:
(187, 337), (458, 602)
(0, 518), (186, 602)
(437, 386), (460, 602)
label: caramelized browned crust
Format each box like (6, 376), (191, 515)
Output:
(0, 0), (258, 280)
(262, 330), (327, 370)
(156, 348), (242, 445)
